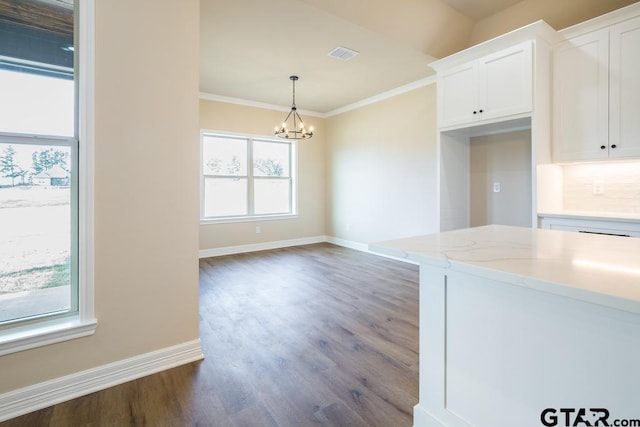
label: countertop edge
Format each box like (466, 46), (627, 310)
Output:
(368, 239), (640, 315)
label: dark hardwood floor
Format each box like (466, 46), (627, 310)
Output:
(3, 243), (419, 426)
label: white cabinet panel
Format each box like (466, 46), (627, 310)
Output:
(552, 29), (610, 162)
(610, 16), (640, 159)
(553, 15), (640, 162)
(438, 42), (533, 129)
(438, 62), (476, 128)
(479, 42), (533, 122)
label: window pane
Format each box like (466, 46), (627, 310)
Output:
(254, 179), (290, 215)
(0, 143), (72, 323)
(204, 177), (247, 217)
(202, 136), (247, 176)
(0, 70), (74, 137)
(253, 140), (290, 177)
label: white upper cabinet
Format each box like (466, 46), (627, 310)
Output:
(438, 42), (533, 129)
(438, 62), (476, 127)
(553, 15), (640, 162)
(552, 30), (609, 162)
(610, 16), (640, 159)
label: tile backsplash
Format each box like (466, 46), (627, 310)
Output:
(563, 161), (640, 213)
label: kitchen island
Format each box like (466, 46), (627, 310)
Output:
(370, 225), (640, 427)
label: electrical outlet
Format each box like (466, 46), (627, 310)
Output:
(592, 181), (605, 195)
(255, 226), (261, 234)
(493, 182), (501, 193)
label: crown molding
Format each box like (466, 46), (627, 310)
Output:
(199, 75), (437, 119)
(198, 93), (325, 118)
(324, 76), (435, 117)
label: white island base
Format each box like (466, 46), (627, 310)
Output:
(370, 225), (640, 427)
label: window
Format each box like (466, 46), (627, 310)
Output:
(0, 0), (95, 354)
(201, 133), (296, 221)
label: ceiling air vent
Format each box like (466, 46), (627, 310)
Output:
(328, 46), (359, 61)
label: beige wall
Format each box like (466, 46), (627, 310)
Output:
(199, 100), (326, 250)
(470, 130), (532, 227)
(470, 0), (638, 45)
(326, 85), (439, 243)
(0, 0), (200, 392)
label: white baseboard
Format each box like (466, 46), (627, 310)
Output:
(200, 235), (417, 264)
(325, 236), (369, 252)
(199, 235), (326, 258)
(327, 236), (419, 265)
(0, 339), (204, 422)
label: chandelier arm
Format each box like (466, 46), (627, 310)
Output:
(294, 110), (305, 128)
(280, 109), (293, 126)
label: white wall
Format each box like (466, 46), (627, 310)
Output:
(326, 85), (439, 243)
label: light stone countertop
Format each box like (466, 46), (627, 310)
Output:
(369, 225), (640, 314)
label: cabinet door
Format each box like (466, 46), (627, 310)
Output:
(478, 41), (533, 121)
(610, 16), (640, 159)
(552, 29), (609, 162)
(438, 61), (477, 128)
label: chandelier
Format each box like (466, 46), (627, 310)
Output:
(275, 75), (313, 140)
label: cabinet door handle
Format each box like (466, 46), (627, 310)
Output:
(600, 145), (606, 150)
(479, 109), (483, 113)
(611, 144), (617, 149)
(473, 111), (477, 115)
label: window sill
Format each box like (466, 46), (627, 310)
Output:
(200, 213), (298, 225)
(0, 317), (97, 356)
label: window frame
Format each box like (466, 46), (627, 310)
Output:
(0, 0), (96, 356)
(200, 131), (298, 224)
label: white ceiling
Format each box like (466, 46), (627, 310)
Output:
(200, 0), (478, 113)
(198, 0), (626, 114)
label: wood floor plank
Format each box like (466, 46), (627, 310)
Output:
(2, 243), (419, 426)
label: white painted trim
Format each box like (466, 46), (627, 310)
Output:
(198, 92), (325, 118)
(327, 236), (420, 265)
(0, 318), (97, 357)
(0, 339), (204, 422)
(199, 235), (419, 264)
(78, 0), (96, 326)
(199, 75), (437, 119)
(0, 0), (96, 355)
(199, 236), (326, 258)
(325, 236), (369, 252)
(324, 76), (436, 117)
(200, 213), (299, 225)
(429, 20), (561, 72)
